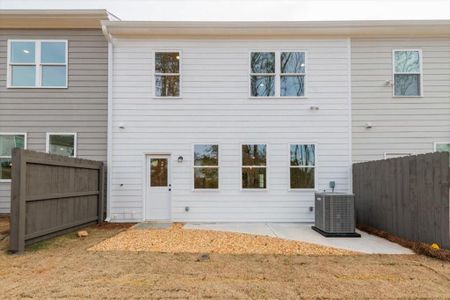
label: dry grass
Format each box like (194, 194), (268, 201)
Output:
(0, 220), (449, 298)
(89, 223), (355, 255)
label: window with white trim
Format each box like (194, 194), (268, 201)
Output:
(290, 144), (315, 189)
(193, 144), (219, 189)
(8, 40), (67, 88)
(47, 133), (76, 157)
(0, 134), (26, 180)
(435, 143), (450, 166)
(155, 51), (180, 97)
(393, 50), (422, 96)
(250, 51), (306, 97)
(384, 152), (414, 159)
(242, 144), (267, 189)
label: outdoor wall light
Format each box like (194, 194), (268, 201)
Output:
(365, 122), (373, 129)
(177, 156), (184, 163)
(118, 122), (125, 129)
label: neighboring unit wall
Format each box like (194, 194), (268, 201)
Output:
(110, 39), (352, 222)
(0, 29), (108, 213)
(352, 38), (450, 162)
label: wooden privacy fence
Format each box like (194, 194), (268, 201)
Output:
(10, 149), (105, 253)
(353, 152), (450, 249)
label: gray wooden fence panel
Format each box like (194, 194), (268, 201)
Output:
(353, 152), (450, 249)
(9, 149), (104, 253)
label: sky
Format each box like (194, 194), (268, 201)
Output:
(0, 0), (449, 21)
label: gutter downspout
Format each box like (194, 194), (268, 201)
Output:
(102, 23), (113, 222)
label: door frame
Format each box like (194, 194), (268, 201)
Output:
(143, 153), (172, 221)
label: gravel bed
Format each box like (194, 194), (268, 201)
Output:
(89, 223), (356, 255)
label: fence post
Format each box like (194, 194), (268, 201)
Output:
(98, 163), (105, 224)
(9, 148), (26, 253)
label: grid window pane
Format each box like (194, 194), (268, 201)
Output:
(42, 66), (67, 87)
(242, 144), (267, 166)
(150, 159), (168, 187)
(394, 74), (420, 96)
(11, 66), (36, 87)
(281, 52), (305, 73)
(436, 144), (450, 153)
(155, 75), (180, 97)
(155, 52), (180, 73)
(0, 158), (12, 180)
(290, 144), (315, 166)
(395, 51), (420, 73)
(251, 75), (275, 96)
(290, 167), (315, 189)
(194, 168), (219, 189)
(41, 42), (66, 64)
(0, 135), (25, 157)
(281, 75), (305, 96)
(242, 167), (266, 189)
(49, 134), (75, 157)
(10, 41), (35, 63)
(251, 52), (275, 73)
(194, 144), (218, 166)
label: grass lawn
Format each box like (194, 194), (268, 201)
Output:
(0, 220), (449, 299)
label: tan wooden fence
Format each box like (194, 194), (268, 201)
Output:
(9, 149), (105, 253)
(353, 152), (450, 249)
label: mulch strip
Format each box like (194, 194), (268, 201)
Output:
(357, 224), (450, 261)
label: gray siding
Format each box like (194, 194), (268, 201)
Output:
(0, 29), (108, 213)
(351, 38), (450, 162)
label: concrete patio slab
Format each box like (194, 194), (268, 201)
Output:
(183, 223), (413, 254)
(133, 222), (172, 230)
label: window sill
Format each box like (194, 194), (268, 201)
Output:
(7, 86), (68, 89)
(192, 188), (220, 192)
(0, 179), (12, 183)
(153, 96), (183, 100)
(248, 96), (308, 100)
(241, 188), (268, 191)
(288, 188), (316, 192)
(392, 95), (424, 98)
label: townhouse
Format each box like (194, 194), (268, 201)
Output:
(1, 13), (449, 222)
(0, 10), (111, 213)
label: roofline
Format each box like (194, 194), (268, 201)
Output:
(0, 9), (117, 29)
(101, 19), (450, 38)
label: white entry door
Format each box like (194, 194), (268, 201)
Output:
(145, 155), (171, 221)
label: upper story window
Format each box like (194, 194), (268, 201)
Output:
(0, 133), (26, 180)
(46, 133), (77, 157)
(242, 144), (267, 189)
(289, 144), (315, 189)
(8, 40), (68, 88)
(155, 51), (180, 97)
(250, 51), (306, 97)
(193, 144), (219, 189)
(393, 50), (422, 97)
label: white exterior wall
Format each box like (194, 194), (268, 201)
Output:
(110, 38), (352, 222)
(352, 38), (450, 162)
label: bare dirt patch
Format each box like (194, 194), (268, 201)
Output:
(89, 223), (355, 255)
(0, 224), (449, 298)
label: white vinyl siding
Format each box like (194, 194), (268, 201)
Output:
(352, 38), (450, 162)
(110, 39), (351, 222)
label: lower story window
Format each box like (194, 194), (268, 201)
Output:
(435, 143), (450, 166)
(290, 144), (315, 189)
(193, 144), (219, 189)
(47, 133), (76, 157)
(0, 133), (26, 180)
(242, 144), (267, 189)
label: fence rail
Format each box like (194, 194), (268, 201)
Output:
(353, 152), (450, 249)
(9, 149), (105, 253)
